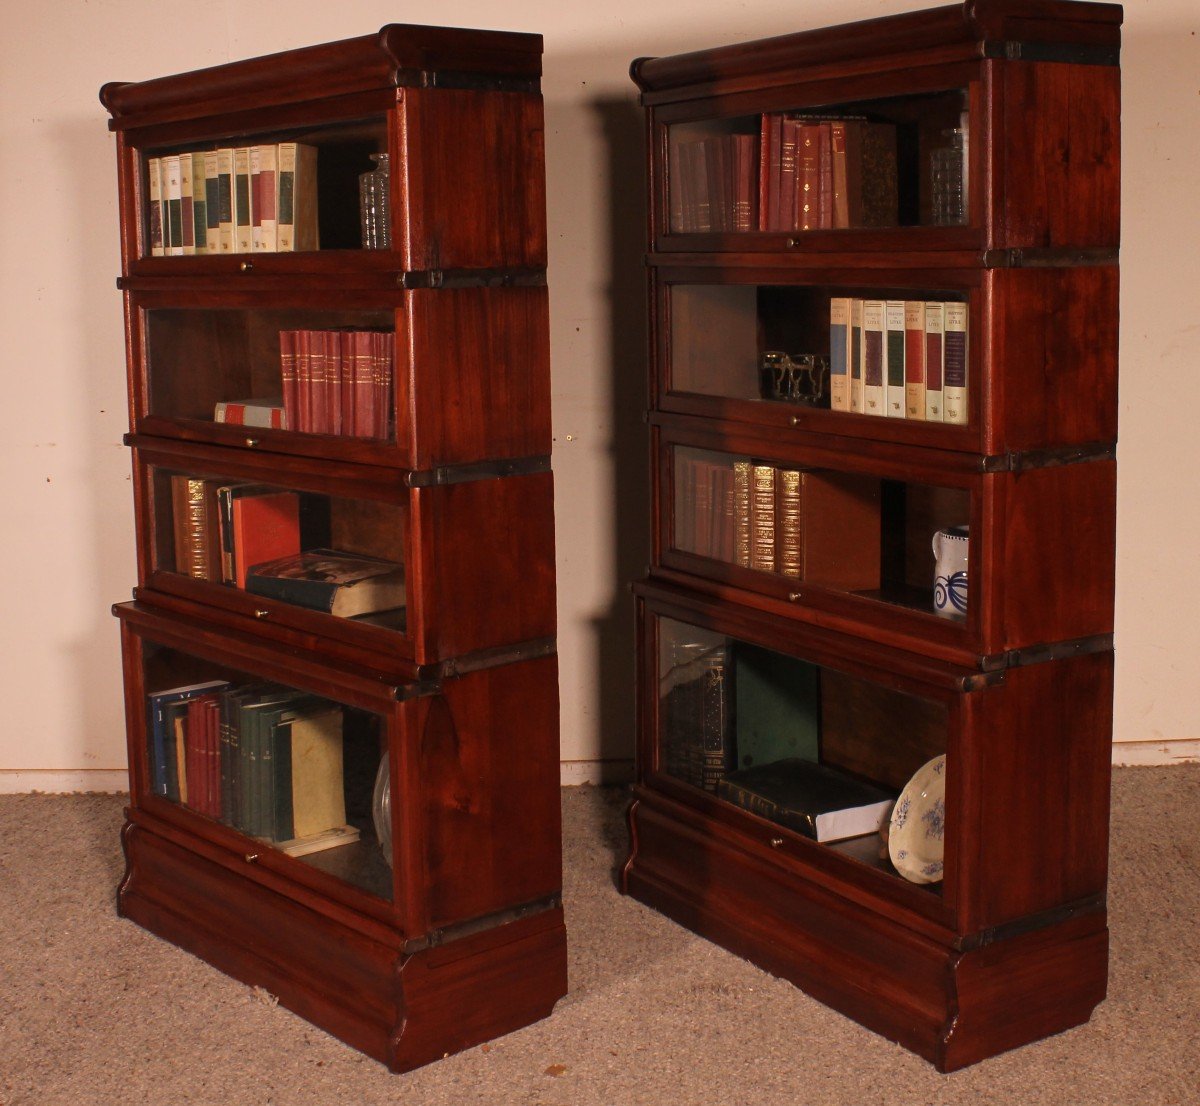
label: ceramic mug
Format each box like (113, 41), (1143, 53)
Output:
(932, 525), (969, 619)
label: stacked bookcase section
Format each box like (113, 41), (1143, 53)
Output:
(625, 0), (1121, 1071)
(101, 25), (565, 1072)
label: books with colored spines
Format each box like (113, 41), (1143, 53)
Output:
(850, 298), (864, 413)
(215, 148), (235, 253)
(280, 329), (393, 440)
(203, 151), (221, 253)
(214, 485), (301, 588)
(942, 300), (968, 424)
(250, 144), (279, 252)
(213, 398), (286, 428)
(145, 681), (231, 800)
(245, 548), (406, 618)
(163, 154), (184, 256)
(884, 300), (906, 418)
(232, 146), (253, 253)
(659, 639), (734, 791)
(716, 758), (895, 843)
(189, 152), (207, 255)
(924, 300), (945, 422)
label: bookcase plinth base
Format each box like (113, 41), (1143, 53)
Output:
(119, 818), (568, 1072)
(623, 791), (1107, 1072)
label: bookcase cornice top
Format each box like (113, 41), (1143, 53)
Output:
(629, 0), (1121, 102)
(100, 23), (542, 131)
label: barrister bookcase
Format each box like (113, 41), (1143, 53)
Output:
(623, 0), (1121, 1070)
(101, 25), (566, 1071)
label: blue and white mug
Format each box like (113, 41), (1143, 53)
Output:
(932, 525), (969, 619)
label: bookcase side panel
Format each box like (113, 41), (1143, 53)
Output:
(421, 655), (562, 930)
(994, 460), (1116, 652)
(403, 286), (551, 469)
(959, 650), (1113, 932)
(409, 472), (557, 663)
(401, 89), (547, 272)
(985, 266), (1119, 454)
(993, 59), (1120, 250)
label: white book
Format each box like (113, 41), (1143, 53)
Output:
(233, 146), (253, 254)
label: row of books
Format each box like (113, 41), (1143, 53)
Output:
(830, 298), (968, 424)
(146, 142), (318, 257)
(658, 640), (893, 842)
(668, 115), (900, 234)
(169, 477), (406, 617)
(675, 457), (879, 587)
(211, 330), (394, 440)
(146, 679), (358, 855)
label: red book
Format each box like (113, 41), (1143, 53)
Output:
(309, 330), (329, 434)
(231, 491), (301, 589)
(778, 119), (798, 232)
(280, 331), (299, 431)
(185, 697), (206, 811)
(379, 331), (395, 440)
(817, 123), (833, 230)
(795, 123), (821, 231)
(733, 134), (757, 232)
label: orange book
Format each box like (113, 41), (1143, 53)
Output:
(231, 491), (300, 589)
(904, 301), (927, 420)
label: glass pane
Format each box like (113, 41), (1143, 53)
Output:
(141, 116), (388, 257)
(146, 308), (396, 441)
(151, 466), (408, 633)
(141, 641), (393, 900)
(656, 616), (948, 887)
(666, 89), (969, 234)
(669, 285), (969, 426)
(671, 445), (971, 620)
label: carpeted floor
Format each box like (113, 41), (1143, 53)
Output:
(1, 766), (1197, 1105)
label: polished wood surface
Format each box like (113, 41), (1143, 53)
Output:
(104, 24), (564, 1071)
(625, 0), (1120, 1071)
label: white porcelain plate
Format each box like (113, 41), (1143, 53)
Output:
(888, 754), (947, 884)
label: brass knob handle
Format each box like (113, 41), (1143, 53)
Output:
(769, 837), (785, 848)
(244, 853), (260, 864)
(789, 415), (801, 426)
(254, 608), (270, 619)
(788, 591), (802, 602)
(245, 438), (258, 447)
(239, 260), (253, 272)
(786, 237), (800, 248)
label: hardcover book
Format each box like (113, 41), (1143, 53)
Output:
(884, 300), (906, 418)
(924, 300), (945, 422)
(828, 297), (851, 411)
(904, 300), (927, 420)
(276, 142), (318, 252)
(943, 300), (968, 425)
(244, 548), (406, 618)
(716, 758), (895, 843)
(861, 299), (886, 416)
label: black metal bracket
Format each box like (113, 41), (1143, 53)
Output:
(982, 40), (1119, 66)
(406, 455), (552, 488)
(398, 266), (546, 289)
(980, 442), (1116, 474)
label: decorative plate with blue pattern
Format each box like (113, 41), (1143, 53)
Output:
(888, 754), (946, 884)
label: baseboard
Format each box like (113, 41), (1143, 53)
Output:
(1111, 739), (1200, 766)
(0, 769), (130, 794)
(559, 759), (634, 786)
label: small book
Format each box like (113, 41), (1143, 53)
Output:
(943, 300), (968, 425)
(717, 758), (895, 843)
(828, 297), (851, 412)
(214, 398), (286, 429)
(170, 475), (222, 581)
(884, 300), (906, 418)
(849, 298), (864, 413)
(203, 150), (221, 253)
(146, 681), (230, 800)
(924, 301), (946, 422)
(146, 156), (164, 257)
(163, 154), (184, 257)
(178, 154), (195, 254)
(861, 299), (886, 416)
(244, 549), (407, 618)
(749, 464), (776, 573)
(250, 144), (279, 252)
(904, 300), (927, 420)
(232, 146), (253, 254)
(189, 152), (208, 255)
(276, 142), (319, 252)
(215, 148), (236, 253)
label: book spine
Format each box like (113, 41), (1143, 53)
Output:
(273, 720), (294, 842)
(171, 475), (211, 579)
(829, 121), (850, 229)
(765, 113), (784, 232)
(733, 134), (756, 233)
(178, 154), (195, 254)
(328, 329), (343, 436)
(778, 119), (797, 231)
(146, 157), (164, 257)
(310, 330), (329, 435)
(904, 300), (927, 420)
(750, 464), (776, 573)
(862, 299), (886, 416)
(828, 297), (851, 412)
(297, 329), (313, 434)
(924, 301), (945, 422)
(796, 123), (820, 231)
(216, 148), (235, 253)
(163, 154), (184, 256)
(219, 693), (236, 826)
(777, 468), (803, 579)
(693, 459), (713, 559)
(251, 144), (278, 252)
(943, 300), (969, 425)
(668, 138), (686, 233)
(203, 151), (221, 253)
(233, 147), (253, 254)
(699, 649), (732, 792)
(817, 123), (833, 230)
(280, 330), (298, 433)
(733, 461), (752, 568)
(189, 152), (207, 255)
(884, 300), (907, 418)
(850, 298), (864, 414)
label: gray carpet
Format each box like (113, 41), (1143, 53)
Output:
(1, 767), (1197, 1105)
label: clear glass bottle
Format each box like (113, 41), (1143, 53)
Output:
(358, 152), (391, 249)
(929, 128), (967, 226)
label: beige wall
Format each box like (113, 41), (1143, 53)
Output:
(1, 0), (1194, 791)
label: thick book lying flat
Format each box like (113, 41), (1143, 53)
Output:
(717, 758), (895, 842)
(244, 548), (406, 617)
